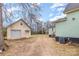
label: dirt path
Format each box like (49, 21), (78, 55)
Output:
(26, 35), (56, 56)
(0, 34), (79, 56)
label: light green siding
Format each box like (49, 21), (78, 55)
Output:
(55, 11), (79, 38)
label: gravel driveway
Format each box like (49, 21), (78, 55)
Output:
(0, 34), (79, 56)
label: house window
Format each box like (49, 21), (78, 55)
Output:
(72, 18), (75, 20)
(25, 30), (29, 33)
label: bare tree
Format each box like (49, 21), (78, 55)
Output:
(19, 3), (41, 33)
(0, 3), (4, 52)
(3, 3), (41, 30)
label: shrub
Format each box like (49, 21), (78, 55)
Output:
(2, 28), (7, 37)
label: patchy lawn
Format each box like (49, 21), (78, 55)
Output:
(0, 34), (79, 56)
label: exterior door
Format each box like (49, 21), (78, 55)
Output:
(11, 30), (21, 39)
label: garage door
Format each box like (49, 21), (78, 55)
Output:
(11, 30), (21, 39)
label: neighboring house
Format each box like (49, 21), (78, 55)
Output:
(7, 19), (31, 40)
(54, 3), (79, 44)
(48, 27), (53, 37)
(48, 22), (53, 37)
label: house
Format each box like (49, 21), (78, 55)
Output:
(48, 27), (53, 37)
(54, 3), (79, 44)
(46, 21), (53, 37)
(52, 18), (66, 38)
(7, 19), (31, 40)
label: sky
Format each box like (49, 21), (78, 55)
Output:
(3, 3), (68, 26)
(39, 3), (68, 22)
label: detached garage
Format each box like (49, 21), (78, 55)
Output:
(7, 19), (31, 40)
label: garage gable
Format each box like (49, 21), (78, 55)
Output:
(7, 19), (31, 30)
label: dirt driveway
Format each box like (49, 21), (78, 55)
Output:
(0, 34), (79, 56)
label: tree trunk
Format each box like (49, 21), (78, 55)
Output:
(0, 3), (4, 52)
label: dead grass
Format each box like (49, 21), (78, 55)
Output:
(0, 34), (79, 56)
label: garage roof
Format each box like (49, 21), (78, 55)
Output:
(7, 19), (31, 29)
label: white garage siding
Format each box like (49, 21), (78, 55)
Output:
(11, 30), (21, 39)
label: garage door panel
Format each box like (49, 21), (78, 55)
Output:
(11, 30), (21, 39)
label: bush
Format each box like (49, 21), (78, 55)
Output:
(2, 28), (7, 37)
